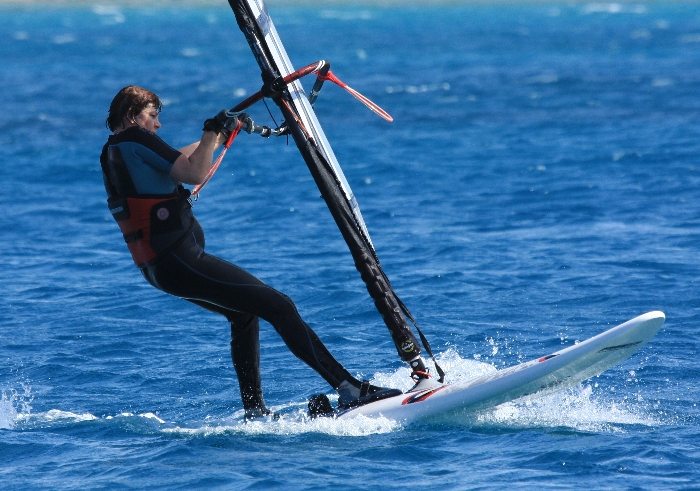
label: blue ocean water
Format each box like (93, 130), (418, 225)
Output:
(2, 1), (699, 488)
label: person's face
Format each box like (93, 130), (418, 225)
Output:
(134, 103), (161, 133)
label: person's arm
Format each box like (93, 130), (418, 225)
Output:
(170, 131), (220, 185)
(171, 110), (239, 185)
(178, 141), (200, 158)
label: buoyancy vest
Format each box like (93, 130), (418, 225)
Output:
(101, 146), (194, 267)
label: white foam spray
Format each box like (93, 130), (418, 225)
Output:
(0, 383), (33, 430)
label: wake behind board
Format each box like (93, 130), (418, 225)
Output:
(330, 311), (664, 423)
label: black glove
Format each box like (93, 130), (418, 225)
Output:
(202, 109), (241, 135)
(238, 113), (254, 133)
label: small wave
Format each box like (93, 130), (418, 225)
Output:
(385, 82), (451, 95)
(525, 72), (560, 85)
(105, 412), (166, 424)
(8, 401), (168, 432)
(581, 3), (648, 15)
(651, 77), (674, 88)
(92, 5), (126, 24)
(631, 28), (652, 40)
(473, 383), (660, 432)
(16, 409), (99, 426)
(165, 409), (400, 438)
(180, 47), (201, 58)
(319, 10), (374, 22)
(51, 34), (77, 45)
(680, 33), (700, 44)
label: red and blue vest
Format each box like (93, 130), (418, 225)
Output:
(100, 130), (193, 267)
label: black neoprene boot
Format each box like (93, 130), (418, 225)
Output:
(336, 379), (402, 409)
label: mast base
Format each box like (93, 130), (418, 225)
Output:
(409, 356), (431, 380)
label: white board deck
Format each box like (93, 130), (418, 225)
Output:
(337, 311), (665, 423)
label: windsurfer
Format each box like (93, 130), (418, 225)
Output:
(99, 85), (400, 419)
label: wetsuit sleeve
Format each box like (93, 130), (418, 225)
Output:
(131, 127), (183, 174)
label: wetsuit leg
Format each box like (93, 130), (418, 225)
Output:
(142, 232), (355, 391)
(228, 312), (265, 411)
(188, 299), (266, 412)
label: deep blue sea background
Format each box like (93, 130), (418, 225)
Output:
(2, 1), (699, 489)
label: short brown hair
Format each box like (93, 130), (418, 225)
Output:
(106, 85), (162, 131)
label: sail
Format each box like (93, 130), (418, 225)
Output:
(227, 0), (426, 365)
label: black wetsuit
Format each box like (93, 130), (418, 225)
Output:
(100, 126), (355, 413)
